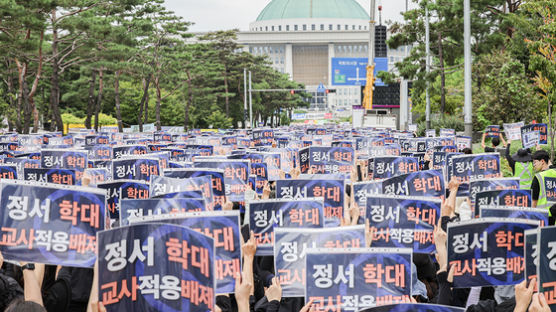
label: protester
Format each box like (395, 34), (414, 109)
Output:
(531, 150), (556, 224)
(481, 132), (506, 153)
(505, 144), (535, 189)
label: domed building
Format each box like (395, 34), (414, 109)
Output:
(237, 0), (410, 116)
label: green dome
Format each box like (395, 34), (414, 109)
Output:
(256, 0), (369, 21)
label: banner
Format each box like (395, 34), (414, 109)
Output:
(485, 125), (500, 138)
(98, 180), (150, 223)
(524, 229), (538, 289)
(366, 196), (440, 253)
(0, 164), (18, 180)
(273, 226), (365, 297)
(305, 248), (412, 310)
(480, 207), (548, 227)
(503, 122), (524, 141)
(426, 129), (436, 138)
(447, 218), (539, 287)
(129, 211), (241, 294)
(447, 153), (501, 196)
(474, 189), (532, 217)
(440, 129), (456, 137)
(360, 303), (465, 312)
(149, 175), (213, 210)
(0, 180), (105, 267)
(41, 149), (88, 180)
(456, 136), (472, 151)
(252, 129), (274, 146)
(193, 160), (249, 202)
(352, 181), (383, 219)
(98, 223), (215, 311)
(521, 123), (548, 145)
(522, 131), (540, 149)
(84, 168), (110, 185)
(246, 198), (324, 256)
(469, 178), (520, 210)
(307, 146), (354, 178)
(23, 168), (76, 185)
(120, 198), (206, 225)
(276, 177), (345, 226)
(113, 145), (148, 159)
(112, 157), (160, 181)
(371, 157), (419, 180)
(538, 226), (556, 310)
(163, 168), (226, 210)
(382, 170), (445, 198)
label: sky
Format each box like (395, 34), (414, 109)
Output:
(164, 0), (416, 33)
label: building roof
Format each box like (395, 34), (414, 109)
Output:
(256, 0), (370, 21)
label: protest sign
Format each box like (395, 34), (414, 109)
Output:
(447, 153), (501, 196)
(98, 223), (215, 311)
(3, 157), (40, 176)
(447, 218), (539, 287)
(149, 175), (213, 210)
(305, 248), (412, 310)
(360, 303), (465, 312)
(276, 177), (345, 226)
(252, 129), (274, 146)
(113, 145), (148, 159)
(306, 146), (354, 178)
(129, 211), (241, 294)
(98, 180), (150, 223)
(522, 131), (540, 149)
(544, 177), (556, 206)
(23, 168), (76, 185)
(120, 198), (206, 225)
(440, 129), (456, 137)
(366, 196), (440, 253)
(0, 180), (105, 267)
(84, 168), (110, 185)
(273, 225), (365, 297)
(371, 157), (419, 180)
(0, 164), (17, 180)
(537, 226), (556, 310)
(426, 129), (436, 138)
(88, 145), (113, 161)
(112, 157), (160, 181)
(480, 207), (548, 226)
(382, 170), (445, 198)
(503, 122), (524, 141)
(163, 168), (226, 209)
(193, 159), (249, 202)
(41, 148), (88, 180)
(485, 125), (500, 138)
(521, 123), (548, 145)
(352, 180), (383, 219)
(456, 136), (472, 151)
(246, 198), (324, 256)
(474, 189), (532, 217)
(524, 229), (538, 288)
(469, 178), (520, 210)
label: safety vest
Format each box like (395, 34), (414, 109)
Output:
(535, 168), (556, 215)
(515, 162), (534, 189)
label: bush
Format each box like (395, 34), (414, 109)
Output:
(205, 111), (233, 129)
(416, 115), (464, 136)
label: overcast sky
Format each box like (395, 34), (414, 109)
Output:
(164, 0), (415, 33)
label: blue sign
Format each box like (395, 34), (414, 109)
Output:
(331, 57), (388, 86)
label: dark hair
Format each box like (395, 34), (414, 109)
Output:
(0, 274), (24, 311)
(492, 137), (500, 146)
(462, 148), (473, 154)
(532, 150), (550, 163)
(5, 299), (46, 312)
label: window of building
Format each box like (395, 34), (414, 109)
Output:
(329, 24), (333, 30)
(294, 25), (298, 31)
(337, 24), (341, 30)
(303, 24), (307, 31)
(271, 26), (275, 31)
(345, 25), (348, 30)
(265, 26), (268, 31)
(359, 25), (362, 30)
(352, 25), (356, 30)
(286, 25), (290, 31)
(278, 25), (282, 31)
(320, 24), (324, 31)
(311, 24), (316, 31)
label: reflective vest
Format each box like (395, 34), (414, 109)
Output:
(515, 162), (534, 189)
(535, 168), (556, 215)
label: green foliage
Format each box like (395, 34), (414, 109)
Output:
(61, 113), (85, 125)
(205, 110), (233, 129)
(416, 115), (464, 137)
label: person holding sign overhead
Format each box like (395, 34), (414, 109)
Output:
(531, 150), (556, 225)
(481, 131), (506, 153)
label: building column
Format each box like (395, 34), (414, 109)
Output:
(285, 44), (293, 79)
(328, 43), (335, 111)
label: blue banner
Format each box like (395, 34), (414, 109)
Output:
(0, 164), (18, 180)
(521, 123), (548, 144)
(112, 157), (160, 181)
(98, 223), (215, 311)
(149, 175), (213, 209)
(474, 189), (532, 217)
(469, 178), (520, 210)
(41, 149), (88, 180)
(252, 129), (274, 146)
(120, 198), (206, 226)
(273, 226), (365, 297)
(371, 157), (419, 180)
(382, 170), (445, 198)
(538, 226), (556, 310)
(193, 160), (249, 203)
(366, 196), (441, 253)
(0, 180), (106, 267)
(98, 180), (150, 223)
(247, 199), (325, 256)
(360, 303), (465, 312)
(524, 229), (538, 291)
(23, 168), (76, 185)
(163, 169), (226, 210)
(447, 218), (539, 287)
(276, 177), (345, 227)
(447, 153), (501, 196)
(307, 146), (354, 178)
(480, 207), (548, 227)
(305, 248), (412, 310)
(113, 145), (148, 159)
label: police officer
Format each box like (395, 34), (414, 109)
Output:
(531, 150), (556, 225)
